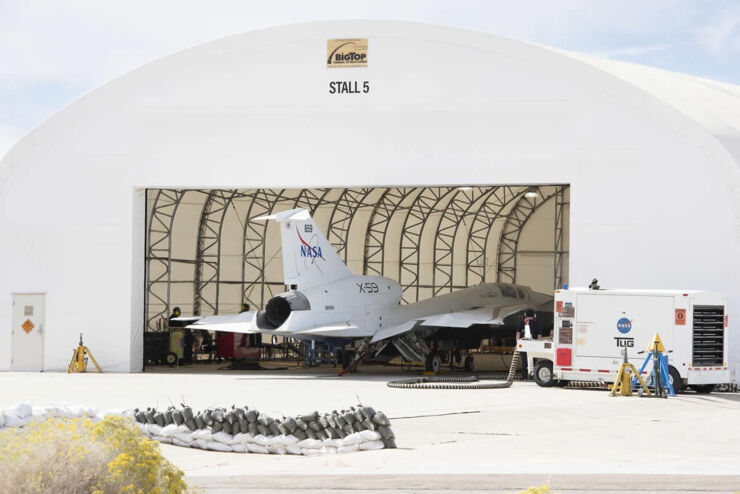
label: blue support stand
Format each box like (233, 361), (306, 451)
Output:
(632, 335), (674, 397)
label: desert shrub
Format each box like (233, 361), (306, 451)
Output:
(0, 416), (193, 494)
(517, 486), (550, 494)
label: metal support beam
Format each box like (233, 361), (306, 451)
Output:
(193, 189), (238, 315)
(553, 188), (567, 290)
(145, 189), (186, 329)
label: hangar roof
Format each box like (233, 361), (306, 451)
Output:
(2, 21), (740, 181)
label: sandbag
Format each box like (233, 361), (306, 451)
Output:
(323, 438), (342, 448)
(172, 438), (192, 448)
(192, 429), (212, 441)
(6, 402), (32, 418)
(207, 441), (232, 452)
(303, 448), (322, 456)
(231, 432), (249, 445)
(360, 440), (385, 451)
(160, 424), (179, 437)
(383, 438), (397, 449)
(4, 414), (30, 428)
(320, 446), (337, 454)
(286, 444), (302, 455)
(341, 433), (362, 446)
(338, 443), (360, 454)
(297, 438), (322, 450)
(151, 435), (171, 444)
(247, 443), (269, 454)
(268, 444), (287, 455)
(174, 432), (194, 444)
(252, 434), (270, 447)
(212, 431), (233, 445)
(372, 412), (390, 426)
(222, 421), (233, 435)
(193, 439), (209, 450)
(146, 424), (163, 436)
(377, 426), (394, 439)
(231, 443), (247, 453)
(359, 430), (381, 442)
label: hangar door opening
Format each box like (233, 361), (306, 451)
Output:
(143, 185), (569, 367)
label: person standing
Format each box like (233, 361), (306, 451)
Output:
(516, 309), (541, 379)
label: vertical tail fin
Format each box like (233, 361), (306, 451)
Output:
(255, 208), (351, 290)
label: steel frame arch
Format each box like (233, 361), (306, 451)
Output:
(432, 186), (497, 295)
(193, 189), (239, 315)
(145, 188), (186, 330)
(495, 186), (564, 284)
(326, 187), (376, 263)
(241, 188), (286, 311)
(398, 186), (457, 303)
(362, 187), (419, 276)
(464, 186), (523, 286)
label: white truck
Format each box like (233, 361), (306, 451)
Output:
(518, 287), (731, 393)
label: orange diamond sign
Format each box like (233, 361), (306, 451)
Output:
(21, 319), (34, 334)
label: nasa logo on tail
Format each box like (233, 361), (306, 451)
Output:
(297, 227), (325, 271)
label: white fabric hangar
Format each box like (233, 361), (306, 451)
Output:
(1, 20), (739, 374)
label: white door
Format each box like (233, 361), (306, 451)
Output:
(11, 294), (45, 371)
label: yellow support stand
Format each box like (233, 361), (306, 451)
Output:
(610, 348), (649, 397)
(68, 333), (103, 373)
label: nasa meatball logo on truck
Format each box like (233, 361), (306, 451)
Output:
(614, 317), (634, 348)
(616, 317), (632, 334)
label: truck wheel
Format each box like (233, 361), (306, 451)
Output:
(691, 384), (715, 394)
(534, 361), (555, 387)
(165, 352), (178, 367)
(464, 355), (475, 372)
(425, 354), (441, 373)
(668, 366), (682, 393)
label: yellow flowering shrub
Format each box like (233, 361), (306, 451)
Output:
(517, 486), (550, 494)
(0, 415), (194, 494)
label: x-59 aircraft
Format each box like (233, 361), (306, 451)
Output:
(184, 208), (553, 372)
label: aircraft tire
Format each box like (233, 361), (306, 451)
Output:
(425, 354), (441, 373)
(464, 355), (474, 372)
(534, 361), (555, 387)
(165, 352), (178, 368)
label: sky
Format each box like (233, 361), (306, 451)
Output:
(1, 0), (740, 160)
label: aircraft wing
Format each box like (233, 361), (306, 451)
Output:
(185, 311), (261, 334)
(371, 302), (531, 343)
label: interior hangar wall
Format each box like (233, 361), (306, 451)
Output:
(0, 21), (738, 374)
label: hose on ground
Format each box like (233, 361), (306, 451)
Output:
(387, 352), (520, 389)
